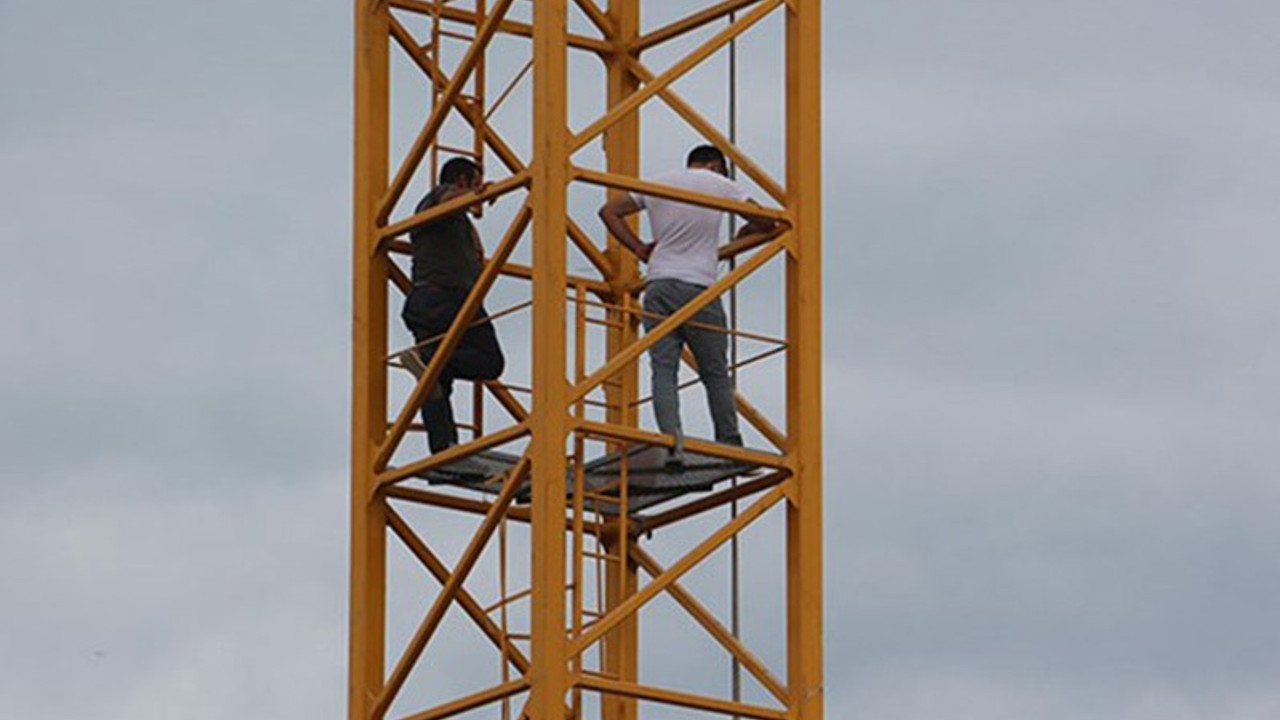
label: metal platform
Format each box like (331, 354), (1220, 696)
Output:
(414, 445), (757, 514)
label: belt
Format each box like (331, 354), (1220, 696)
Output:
(413, 280), (470, 290)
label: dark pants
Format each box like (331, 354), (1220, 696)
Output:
(402, 285), (505, 453)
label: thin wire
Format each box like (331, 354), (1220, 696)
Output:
(727, 11), (743, 720)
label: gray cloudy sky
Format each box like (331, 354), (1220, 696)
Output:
(3, 1), (1279, 719)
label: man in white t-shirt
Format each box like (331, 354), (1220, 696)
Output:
(598, 145), (775, 467)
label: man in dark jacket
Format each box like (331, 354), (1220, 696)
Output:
(402, 157), (505, 454)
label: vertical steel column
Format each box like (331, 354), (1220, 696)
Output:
(785, 1), (824, 720)
(602, 2), (640, 719)
(529, 3), (570, 720)
(605, 0), (641, 425)
(349, 1), (389, 719)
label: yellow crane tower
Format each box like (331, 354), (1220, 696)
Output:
(350, 2), (822, 720)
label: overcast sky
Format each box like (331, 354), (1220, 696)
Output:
(3, 1), (1279, 719)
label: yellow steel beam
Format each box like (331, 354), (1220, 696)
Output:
(529, 4), (571, 720)
(485, 380), (531, 422)
(384, 485), (603, 534)
(392, 502), (595, 720)
(373, 457), (531, 717)
(619, 55), (787, 205)
(386, 299), (533, 364)
(388, 16), (619, 285)
(600, 531), (638, 720)
(569, 0), (781, 154)
(355, 2), (825, 719)
(630, 0), (766, 53)
(376, 172), (530, 244)
(388, 259), (412, 294)
(386, 508), (534, 676)
(629, 546), (788, 704)
(391, 15), (619, 292)
(568, 236), (787, 405)
(671, 345), (789, 452)
(602, 2), (640, 718)
(377, 0), (517, 226)
(734, 388), (789, 451)
(568, 483), (788, 658)
(567, 221), (615, 285)
(574, 167), (790, 222)
(384, 238), (614, 294)
(785, 3), (824, 720)
(575, 419), (789, 470)
(635, 469), (790, 534)
(398, 678), (531, 720)
(376, 420), (529, 487)
(498, 261), (613, 296)
(572, 0), (615, 37)
(577, 297), (785, 346)
(651, 346), (791, 400)
(349, 1), (389, 719)
(388, 0), (613, 54)
(575, 675), (787, 720)
(718, 227), (784, 260)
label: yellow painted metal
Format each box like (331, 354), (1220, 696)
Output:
(398, 679), (531, 720)
(529, 4), (571, 720)
(570, 285), (589, 720)
(636, 470), (789, 533)
(618, 54), (786, 204)
(376, 421), (530, 486)
(389, 0), (614, 54)
(569, 236), (788, 405)
(575, 418), (788, 470)
(376, 0), (517, 225)
(385, 485), (605, 535)
(577, 674), (788, 720)
(570, 0), (782, 154)
(602, 2), (640, 717)
(631, 0), (766, 52)
(377, 173), (530, 244)
(349, 2), (387, 720)
(569, 484), (788, 658)
(374, 459), (531, 718)
(574, 167), (790, 222)
(630, 547), (788, 704)
(786, 3), (825, 720)
(350, 1), (822, 719)
(386, 509), (535, 677)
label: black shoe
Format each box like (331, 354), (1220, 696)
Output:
(664, 446), (687, 473)
(663, 433), (687, 473)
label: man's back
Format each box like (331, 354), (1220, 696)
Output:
(410, 186), (482, 289)
(635, 168), (750, 287)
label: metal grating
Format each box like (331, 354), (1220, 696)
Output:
(415, 445), (758, 514)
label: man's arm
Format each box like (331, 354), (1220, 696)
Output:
(469, 223), (485, 263)
(598, 194), (653, 262)
(434, 180), (492, 216)
(735, 199), (779, 239)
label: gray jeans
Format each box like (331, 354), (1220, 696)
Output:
(643, 278), (742, 446)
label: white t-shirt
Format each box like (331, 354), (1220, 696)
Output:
(631, 168), (752, 287)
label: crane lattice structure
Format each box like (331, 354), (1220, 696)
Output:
(350, 2), (822, 720)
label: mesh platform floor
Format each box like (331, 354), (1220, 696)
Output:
(414, 445), (759, 514)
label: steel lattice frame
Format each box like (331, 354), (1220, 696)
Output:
(351, 2), (822, 720)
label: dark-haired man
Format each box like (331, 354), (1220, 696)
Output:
(402, 157), (506, 454)
(598, 145), (774, 467)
